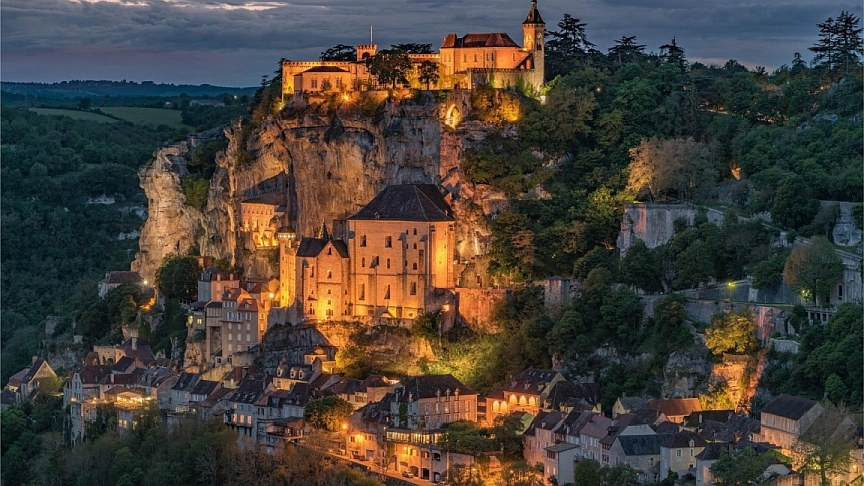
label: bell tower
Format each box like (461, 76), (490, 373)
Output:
(522, 0), (545, 90)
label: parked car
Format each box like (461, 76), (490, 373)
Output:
(401, 471), (415, 478)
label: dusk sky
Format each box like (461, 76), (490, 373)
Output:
(2, 0), (862, 87)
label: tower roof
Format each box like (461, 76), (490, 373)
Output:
(523, 0), (544, 25)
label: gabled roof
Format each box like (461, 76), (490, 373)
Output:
(684, 410), (734, 427)
(661, 429), (708, 449)
(441, 33), (520, 49)
(580, 414), (613, 439)
(695, 443), (725, 461)
(190, 379), (220, 397)
(396, 374), (475, 402)
(76, 365), (113, 385)
(350, 184), (453, 222)
(112, 356), (137, 374)
(649, 398), (702, 417)
(760, 394), (819, 420)
(303, 66), (350, 73)
(172, 372), (201, 392)
(652, 421), (681, 435)
(296, 238), (349, 258)
(617, 434), (668, 456)
(505, 368), (559, 395)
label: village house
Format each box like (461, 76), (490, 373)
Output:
(659, 429), (707, 480)
(4, 357), (58, 405)
(648, 398), (703, 424)
(753, 393), (822, 453)
(280, 0), (545, 96)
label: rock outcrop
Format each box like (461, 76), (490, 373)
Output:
(134, 92), (511, 283)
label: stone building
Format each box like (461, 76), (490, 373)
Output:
(279, 184), (455, 324)
(280, 0), (546, 96)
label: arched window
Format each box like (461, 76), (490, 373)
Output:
(327, 270), (332, 279)
(386, 258), (391, 269)
(519, 395), (527, 406)
(359, 283), (365, 301)
(360, 235), (367, 247)
(508, 394), (516, 404)
(384, 285), (391, 299)
(528, 396), (536, 406)
(492, 401), (500, 413)
(412, 262), (418, 270)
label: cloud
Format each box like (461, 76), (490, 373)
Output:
(1, 0), (861, 85)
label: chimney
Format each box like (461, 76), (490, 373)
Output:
(131, 337), (138, 350)
(32, 355), (38, 365)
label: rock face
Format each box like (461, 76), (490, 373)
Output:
(616, 203), (724, 256)
(134, 92), (507, 283)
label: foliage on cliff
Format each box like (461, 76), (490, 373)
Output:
(761, 304), (863, 408)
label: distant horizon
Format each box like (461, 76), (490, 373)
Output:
(2, 0), (861, 86)
(2, 79), (258, 89)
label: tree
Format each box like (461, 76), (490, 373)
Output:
(320, 44), (356, 61)
(155, 254), (200, 300)
(607, 36), (646, 66)
(391, 43), (432, 54)
(546, 14), (596, 77)
(303, 396), (354, 432)
(793, 403), (856, 486)
(626, 137), (716, 202)
(771, 176), (819, 229)
(704, 311), (758, 356)
(783, 236), (843, 305)
(750, 250), (789, 289)
(366, 49), (412, 88)
(418, 60), (440, 89)
(710, 447), (771, 486)
(659, 37), (687, 72)
(620, 240), (663, 292)
(810, 12), (862, 79)
(572, 459), (602, 485)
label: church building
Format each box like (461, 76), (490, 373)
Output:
(278, 184), (455, 324)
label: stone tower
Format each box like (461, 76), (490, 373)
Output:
(522, 0), (545, 90)
(277, 225), (297, 312)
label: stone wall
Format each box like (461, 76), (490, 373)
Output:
(455, 287), (510, 334)
(616, 203), (724, 255)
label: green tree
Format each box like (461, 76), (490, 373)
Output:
(303, 396), (354, 432)
(418, 60), (440, 90)
(366, 49), (412, 89)
(771, 176), (819, 230)
(620, 240), (663, 292)
(320, 44), (356, 61)
(710, 447), (770, 486)
(704, 311), (758, 356)
(546, 14), (596, 78)
(793, 403), (856, 486)
(155, 254), (201, 300)
(572, 459), (602, 485)
(391, 43), (432, 54)
(783, 236), (843, 305)
(607, 36), (646, 66)
(659, 37), (687, 72)
(750, 250), (789, 289)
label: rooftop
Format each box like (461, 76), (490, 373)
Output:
(761, 394), (819, 420)
(350, 184), (453, 222)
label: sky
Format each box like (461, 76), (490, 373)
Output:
(2, 0), (862, 87)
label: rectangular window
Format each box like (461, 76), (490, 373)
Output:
(385, 236), (392, 247)
(410, 282), (417, 295)
(360, 235), (366, 247)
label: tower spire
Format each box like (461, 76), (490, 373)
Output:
(523, 0), (544, 25)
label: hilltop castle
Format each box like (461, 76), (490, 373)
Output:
(281, 0), (545, 96)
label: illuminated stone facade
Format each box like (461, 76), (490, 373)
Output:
(281, 0), (545, 96)
(279, 184), (454, 323)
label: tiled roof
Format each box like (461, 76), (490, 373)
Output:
(350, 184), (453, 222)
(190, 379), (219, 397)
(77, 365), (113, 385)
(396, 374), (475, 402)
(684, 410), (734, 427)
(296, 238), (349, 258)
(618, 434), (667, 456)
(760, 394), (818, 420)
(505, 368), (558, 394)
(661, 429), (708, 448)
(695, 443), (725, 461)
(303, 66), (349, 73)
(441, 33), (520, 49)
(172, 372), (201, 392)
(652, 421), (681, 435)
(112, 356), (136, 373)
(648, 398), (702, 417)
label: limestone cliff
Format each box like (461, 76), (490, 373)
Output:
(134, 92), (508, 284)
